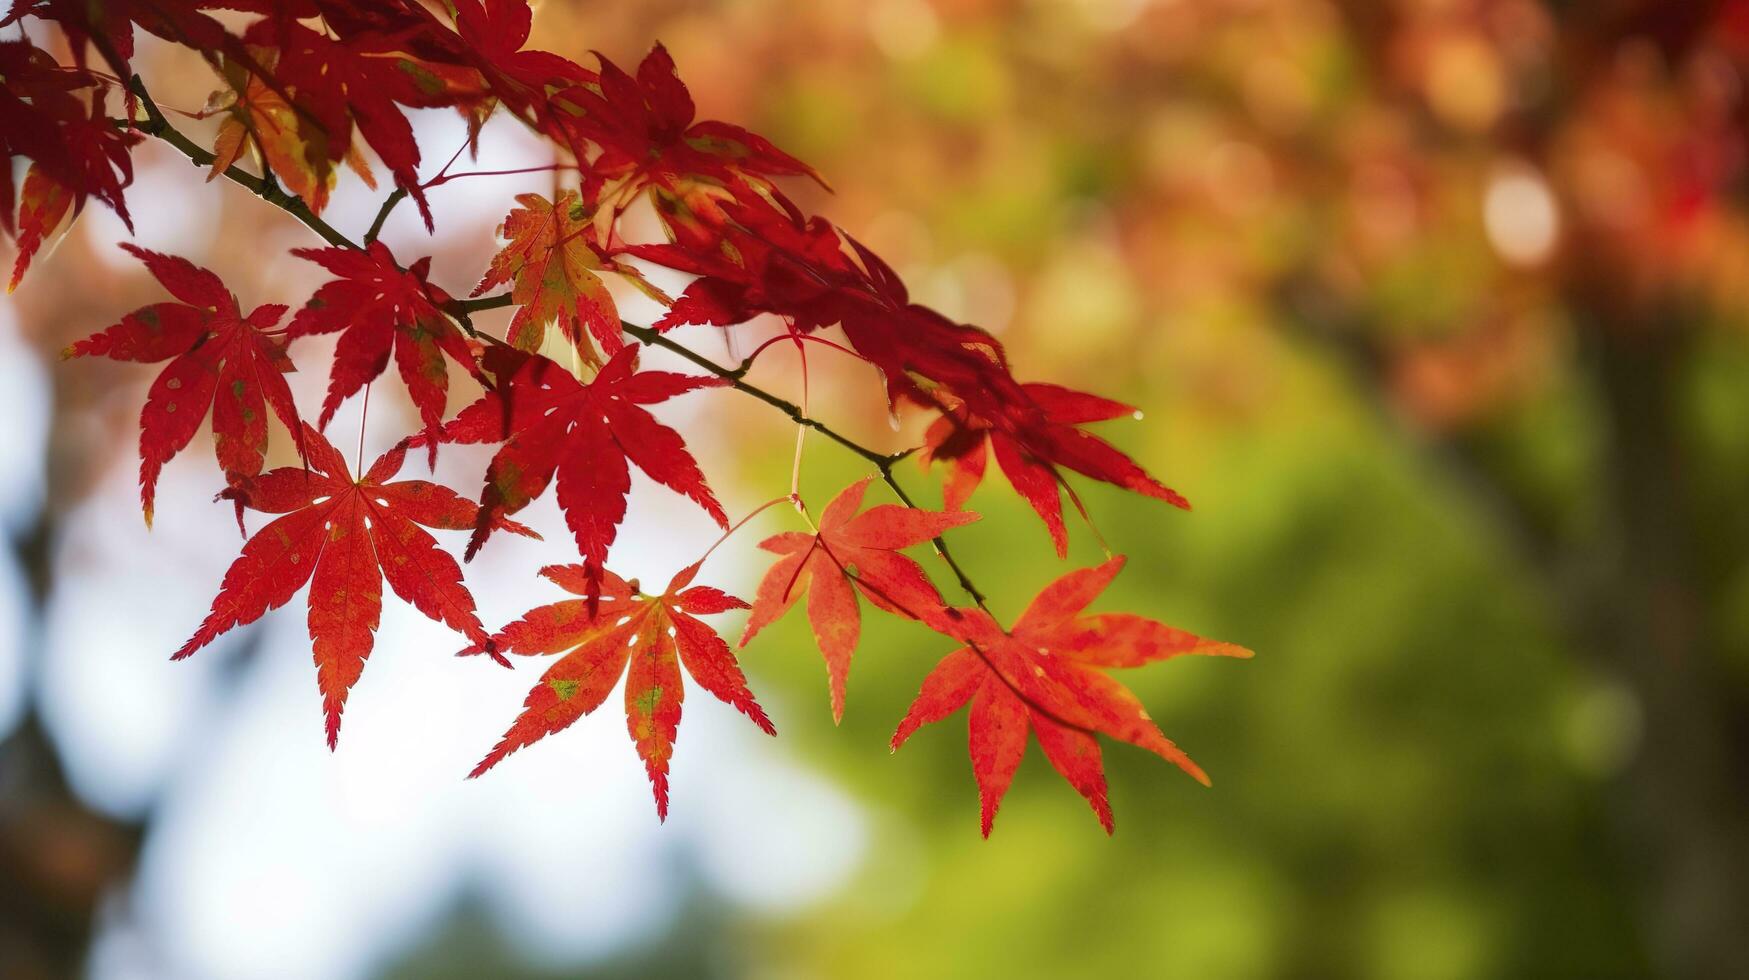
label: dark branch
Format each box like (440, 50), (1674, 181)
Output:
(118, 84), (996, 611)
(117, 80), (357, 250)
(618, 320), (991, 611)
(364, 187), (408, 245)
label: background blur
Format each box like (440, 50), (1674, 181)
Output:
(4, 0), (1749, 977)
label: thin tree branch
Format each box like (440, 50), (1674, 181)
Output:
(621, 319), (988, 611)
(122, 72), (991, 612)
(117, 80), (356, 250)
(363, 187), (407, 245)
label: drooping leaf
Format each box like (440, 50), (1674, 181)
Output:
(471, 191), (624, 364)
(7, 164), (73, 291)
(468, 562), (773, 819)
(175, 424), (537, 747)
(920, 383), (1187, 557)
(63, 244), (302, 524)
(892, 557), (1250, 835)
(0, 39), (141, 285)
(741, 478), (977, 721)
(240, 16), (483, 229)
(634, 186), (1189, 554)
(204, 47), (377, 215)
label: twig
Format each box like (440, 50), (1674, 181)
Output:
(115, 80), (356, 250)
(621, 319), (988, 610)
(363, 187), (407, 245)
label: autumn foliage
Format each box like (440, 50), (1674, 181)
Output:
(5, 0), (1248, 834)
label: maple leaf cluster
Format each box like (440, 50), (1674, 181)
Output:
(11, 0), (1249, 834)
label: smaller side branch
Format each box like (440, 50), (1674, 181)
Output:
(363, 188), (408, 245)
(118, 78), (358, 251)
(624, 319), (990, 612)
(452, 297), (988, 609)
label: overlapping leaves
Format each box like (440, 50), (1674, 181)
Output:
(0, 40), (141, 288)
(26, 2), (1247, 834)
(546, 44), (825, 241)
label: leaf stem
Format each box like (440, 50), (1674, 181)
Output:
(356, 383), (371, 474)
(422, 164), (580, 190)
(615, 319), (988, 611)
(738, 331), (866, 371)
(692, 495), (795, 574)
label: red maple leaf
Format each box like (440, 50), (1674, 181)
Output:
(436, 345), (728, 565)
(468, 562), (774, 819)
(448, 0), (592, 124)
(0, 40), (141, 284)
(289, 241), (486, 454)
(740, 478), (977, 721)
(175, 424), (537, 747)
(7, 164), (74, 292)
(891, 557), (1250, 835)
(470, 190), (625, 362)
(240, 16), (481, 229)
(920, 383), (1188, 557)
(63, 244), (301, 524)
(639, 192), (1188, 555)
(548, 44), (823, 227)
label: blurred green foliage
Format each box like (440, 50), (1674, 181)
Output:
(477, 2), (1749, 976)
(710, 393), (1637, 978)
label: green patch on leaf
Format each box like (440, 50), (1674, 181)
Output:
(633, 685), (665, 717)
(395, 59), (446, 96)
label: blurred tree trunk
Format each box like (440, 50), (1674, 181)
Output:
(1574, 297), (1749, 980)
(1311, 3), (1749, 972)
(0, 503), (145, 978)
(1286, 275), (1749, 978)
